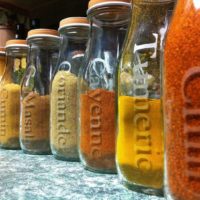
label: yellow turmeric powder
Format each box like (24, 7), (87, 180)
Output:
(0, 83), (21, 149)
(117, 96), (163, 189)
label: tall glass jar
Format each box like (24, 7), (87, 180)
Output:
(50, 17), (89, 161)
(164, 1), (200, 200)
(78, 0), (131, 173)
(0, 48), (6, 82)
(116, 0), (175, 196)
(0, 40), (28, 149)
(20, 29), (59, 155)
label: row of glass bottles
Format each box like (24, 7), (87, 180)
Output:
(0, 0), (161, 195)
(1, 0), (196, 199)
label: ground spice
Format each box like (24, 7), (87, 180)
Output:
(0, 83), (20, 149)
(117, 96), (163, 189)
(164, 1), (200, 199)
(80, 88), (116, 173)
(0, 54), (5, 81)
(116, 0), (174, 195)
(50, 71), (78, 160)
(21, 92), (50, 154)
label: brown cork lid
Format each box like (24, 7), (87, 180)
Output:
(6, 40), (28, 48)
(88, 0), (130, 8)
(28, 29), (59, 38)
(59, 17), (89, 29)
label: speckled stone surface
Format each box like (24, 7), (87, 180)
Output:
(0, 150), (165, 200)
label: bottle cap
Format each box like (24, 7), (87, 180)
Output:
(88, 0), (130, 9)
(27, 29), (59, 39)
(5, 40), (28, 48)
(59, 17), (89, 31)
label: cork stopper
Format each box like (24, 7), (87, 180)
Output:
(27, 29), (59, 39)
(6, 40), (28, 48)
(88, 0), (130, 8)
(59, 17), (89, 30)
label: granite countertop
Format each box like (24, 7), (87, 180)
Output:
(0, 149), (165, 200)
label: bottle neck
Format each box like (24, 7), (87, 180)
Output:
(87, 6), (130, 59)
(28, 39), (59, 94)
(131, 1), (174, 29)
(81, 6), (130, 90)
(124, 0), (174, 53)
(86, 15), (129, 66)
(4, 48), (27, 85)
(56, 27), (89, 76)
(119, 1), (174, 98)
(28, 38), (59, 70)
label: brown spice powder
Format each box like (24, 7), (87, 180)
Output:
(21, 92), (50, 153)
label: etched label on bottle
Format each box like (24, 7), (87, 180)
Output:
(133, 33), (158, 97)
(24, 94), (35, 140)
(23, 93), (50, 142)
(0, 89), (8, 136)
(182, 67), (200, 183)
(89, 90), (102, 158)
(56, 77), (69, 148)
(134, 98), (152, 171)
(133, 33), (158, 171)
(89, 58), (113, 90)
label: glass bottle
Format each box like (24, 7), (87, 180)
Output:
(0, 48), (6, 81)
(164, 1), (200, 200)
(78, 0), (131, 173)
(116, 0), (175, 196)
(50, 17), (89, 161)
(0, 40), (28, 149)
(20, 29), (59, 155)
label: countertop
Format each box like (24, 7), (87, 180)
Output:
(0, 149), (165, 200)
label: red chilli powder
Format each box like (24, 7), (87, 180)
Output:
(164, 0), (200, 199)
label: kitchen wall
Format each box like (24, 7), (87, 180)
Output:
(0, 0), (89, 28)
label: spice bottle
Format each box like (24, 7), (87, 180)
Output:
(0, 40), (28, 149)
(0, 48), (6, 82)
(116, 0), (175, 196)
(20, 29), (59, 154)
(164, 1), (200, 200)
(50, 17), (89, 161)
(78, 0), (131, 173)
